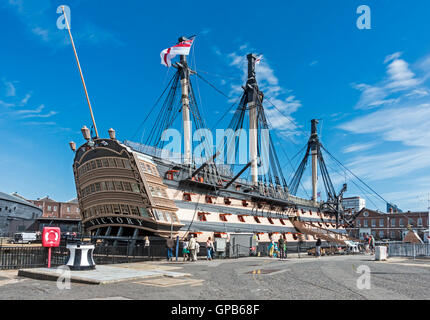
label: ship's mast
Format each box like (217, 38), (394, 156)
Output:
(311, 119), (319, 204)
(178, 37), (192, 167)
(61, 6), (99, 138)
(246, 54), (259, 186)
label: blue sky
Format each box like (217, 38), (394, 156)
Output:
(1, 0), (430, 211)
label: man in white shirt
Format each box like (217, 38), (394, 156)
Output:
(188, 235), (197, 261)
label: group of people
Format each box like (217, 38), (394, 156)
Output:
(268, 236), (288, 259)
(166, 235), (215, 262)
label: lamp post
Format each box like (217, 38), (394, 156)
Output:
(427, 193), (430, 243)
(387, 216), (390, 241)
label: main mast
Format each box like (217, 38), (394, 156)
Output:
(311, 119), (319, 204)
(178, 37), (192, 167)
(246, 54), (259, 186)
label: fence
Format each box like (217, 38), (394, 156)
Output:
(0, 240), (215, 270)
(388, 243), (430, 258)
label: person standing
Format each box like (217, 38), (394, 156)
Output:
(269, 238), (275, 257)
(182, 239), (189, 261)
(315, 238), (322, 258)
(206, 237), (214, 260)
(195, 240), (200, 261)
(144, 235), (150, 258)
(278, 236), (285, 260)
(188, 234), (197, 262)
(166, 236), (174, 261)
(369, 235), (375, 254)
(284, 238), (288, 259)
(363, 234), (369, 254)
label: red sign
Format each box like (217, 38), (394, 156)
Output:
(42, 227), (61, 247)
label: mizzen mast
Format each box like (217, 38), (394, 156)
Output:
(61, 5), (99, 138)
(311, 119), (319, 204)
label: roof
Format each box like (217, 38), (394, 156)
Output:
(38, 196), (56, 202)
(0, 191), (41, 210)
(37, 217), (81, 222)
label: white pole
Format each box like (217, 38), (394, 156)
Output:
(249, 101), (258, 185)
(311, 149), (318, 204)
(427, 193), (430, 244)
(179, 55), (192, 166)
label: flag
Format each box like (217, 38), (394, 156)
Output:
(255, 54), (263, 65)
(160, 37), (195, 67)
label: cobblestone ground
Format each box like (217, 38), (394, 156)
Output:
(0, 255), (429, 300)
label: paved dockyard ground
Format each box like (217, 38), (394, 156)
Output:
(0, 254), (429, 300)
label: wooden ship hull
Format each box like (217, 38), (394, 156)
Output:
(72, 137), (350, 246)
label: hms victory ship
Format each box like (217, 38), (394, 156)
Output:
(68, 35), (356, 247)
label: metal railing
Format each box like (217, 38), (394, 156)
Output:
(0, 240), (213, 270)
(0, 246), (69, 270)
(388, 243), (430, 258)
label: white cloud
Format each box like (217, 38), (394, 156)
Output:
(343, 142), (378, 154)
(3, 80), (16, 97)
(384, 52), (402, 64)
(385, 58), (420, 90)
(20, 93), (31, 105)
(339, 51), (430, 210)
(31, 27), (50, 42)
(352, 53), (421, 110)
(0, 100), (15, 108)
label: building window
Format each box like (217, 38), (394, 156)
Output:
(399, 218), (404, 227)
(67, 207), (71, 213)
(356, 220), (361, 227)
(418, 218), (423, 226)
(183, 193), (191, 201)
(47, 206), (51, 211)
(371, 219), (376, 227)
(379, 230), (384, 239)
(379, 219), (384, 227)
(197, 212), (207, 222)
(391, 218), (396, 227)
(390, 230), (396, 238)
(363, 220), (368, 227)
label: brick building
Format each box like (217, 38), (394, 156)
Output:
(348, 208), (429, 241)
(29, 196), (81, 219)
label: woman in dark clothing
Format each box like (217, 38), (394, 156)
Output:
(315, 238), (322, 258)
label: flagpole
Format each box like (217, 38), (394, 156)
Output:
(61, 6), (99, 138)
